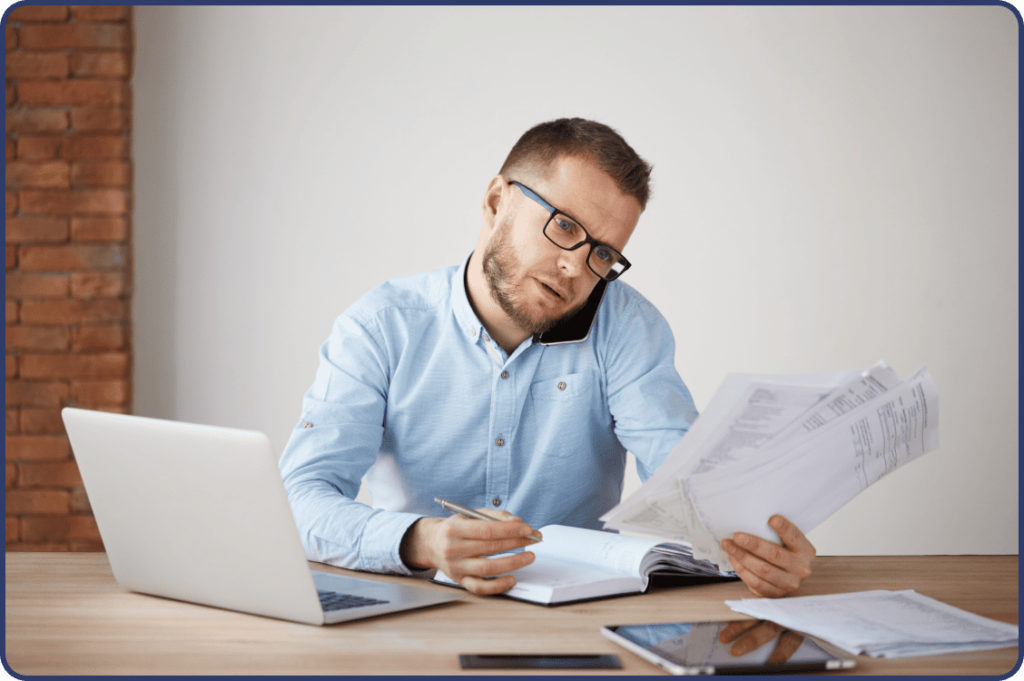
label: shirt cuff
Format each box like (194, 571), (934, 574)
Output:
(358, 509), (430, 576)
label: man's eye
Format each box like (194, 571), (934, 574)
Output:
(594, 247), (611, 261)
(556, 219), (574, 232)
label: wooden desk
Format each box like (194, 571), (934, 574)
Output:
(5, 553), (1019, 675)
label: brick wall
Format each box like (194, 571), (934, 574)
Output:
(5, 5), (133, 551)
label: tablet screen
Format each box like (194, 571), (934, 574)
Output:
(603, 620), (856, 675)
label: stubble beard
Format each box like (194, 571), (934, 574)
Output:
(481, 217), (586, 336)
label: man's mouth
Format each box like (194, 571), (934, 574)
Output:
(537, 279), (570, 302)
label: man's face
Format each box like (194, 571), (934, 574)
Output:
(482, 155), (642, 335)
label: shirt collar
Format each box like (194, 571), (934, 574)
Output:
(451, 252), (485, 341)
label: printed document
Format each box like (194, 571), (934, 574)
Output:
(601, 362), (939, 570)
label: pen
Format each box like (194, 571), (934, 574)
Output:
(434, 498), (542, 542)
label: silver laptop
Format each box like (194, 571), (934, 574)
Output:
(61, 407), (462, 625)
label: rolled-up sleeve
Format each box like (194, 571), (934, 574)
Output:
(278, 311), (424, 575)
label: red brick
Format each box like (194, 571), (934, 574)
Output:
(20, 23), (128, 51)
(61, 134), (126, 159)
(18, 80), (126, 106)
(69, 487), (90, 513)
(7, 190), (17, 213)
(7, 488), (70, 516)
(19, 189), (127, 215)
(19, 352), (128, 379)
(70, 159), (127, 186)
(6, 298), (18, 322)
(70, 6), (128, 21)
(68, 514), (99, 540)
(6, 272), (70, 297)
(69, 538), (103, 551)
(72, 324), (124, 350)
(19, 408), (65, 434)
(5, 52), (69, 79)
(6, 410), (18, 434)
(6, 160), (70, 189)
(19, 516), (69, 543)
(6, 325), (71, 351)
(5, 435), (71, 462)
(6, 542), (70, 551)
(8, 5), (69, 22)
(6, 380), (69, 407)
(5, 462), (16, 487)
(16, 135), (62, 159)
(6, 517), (18, 542)
(70, 216), (125, 241)
(18, 243), (125, 270)
(5, 107), (69, 134)
(6, 81), (15, 107)
(4, 217), (69, 244)
(6, 355), (16, 378)
(6, 246), (16, 270)
(20, 298), (125, 324)
(71, 379), (127, 405)
(19, 461), (81, 488)
(70, 51), (129, 78)
(7, 26), (18, 52)
(71, 270), (124, 297)
(6, 138), (15, 159)
(69, 106), (128, 131)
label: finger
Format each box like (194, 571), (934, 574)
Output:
(768, 515), (816, 560)
(445, 514), (538, 542)
(474, 508), (522, 522)
(460, 549), (536, 578)
(766, 631), (805, 664)
(460, 573), (518, 596)
(719, 620), (760, 643)
(722, 539), (792, 598)
(730, 532), (812, 581)
(729, 621), (785, 657)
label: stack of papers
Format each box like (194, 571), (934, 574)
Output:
(601, 362), (940, 570)
(726, 590), (1019, 658)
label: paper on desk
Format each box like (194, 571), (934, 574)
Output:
(602, 363), (938, 570)
(726, 590), (1019, 658)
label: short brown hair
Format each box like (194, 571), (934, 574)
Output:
(499, 118), (652, 210)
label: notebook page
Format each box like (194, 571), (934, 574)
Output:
(532, 525), (660, 578)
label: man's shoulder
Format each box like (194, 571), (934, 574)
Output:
(599, 278), (664, 322)
(345, 264), (457, 324)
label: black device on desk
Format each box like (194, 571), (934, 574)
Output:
(602, 620), (856, 675)
(460, 653), (622, 670)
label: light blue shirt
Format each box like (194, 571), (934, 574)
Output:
(279, 255), (698, 575)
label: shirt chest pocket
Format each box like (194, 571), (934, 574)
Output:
(529, 372), (594, 402)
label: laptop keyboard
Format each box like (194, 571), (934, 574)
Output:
(317, 589), (390, 612)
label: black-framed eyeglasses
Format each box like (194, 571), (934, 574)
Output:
(508, 181), (632, 282)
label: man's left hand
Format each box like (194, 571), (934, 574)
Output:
(720, 514), (815, 598)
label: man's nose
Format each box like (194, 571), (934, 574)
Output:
(556, 245), (589, 278)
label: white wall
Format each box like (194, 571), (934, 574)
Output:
(134, 6), (1018, 556)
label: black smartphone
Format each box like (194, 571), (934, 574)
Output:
(459, 653), (622, 669)
(534, 279), (608, 345)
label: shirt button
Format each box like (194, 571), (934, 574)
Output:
(492, 497), (501, 507)
(482, 333), (490, 342)
(495, 437), (505, 447)
(501, 370), (509, 380)
(558, 381), (567, 391)
(302, 421), (313, 429)
(471, 329), (476, 336)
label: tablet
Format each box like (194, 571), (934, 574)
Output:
(602, 620), (856, 675)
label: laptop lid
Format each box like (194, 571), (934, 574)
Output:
(61, 408), (460, 625)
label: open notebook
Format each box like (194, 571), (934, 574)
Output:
(433, 525), (734, 605)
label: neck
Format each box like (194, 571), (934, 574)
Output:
(465, 251), (531, 355)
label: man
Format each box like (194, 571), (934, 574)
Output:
(279, 118), (815, 598)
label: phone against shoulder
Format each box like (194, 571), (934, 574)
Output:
(602, 621), (856, 675)
(459, 653), (622, 669)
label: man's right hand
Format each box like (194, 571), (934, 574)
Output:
(399, 509), (541, 595)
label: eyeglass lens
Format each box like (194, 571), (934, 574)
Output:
(544, 215), (627, 280)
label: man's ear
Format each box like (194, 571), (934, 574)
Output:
(480, 175), (508, 230)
